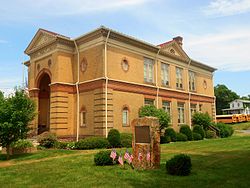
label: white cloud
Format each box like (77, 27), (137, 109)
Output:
(184, 27), (250, 71)
(204, 0), (250, 16)
(0, 0), (150, 20)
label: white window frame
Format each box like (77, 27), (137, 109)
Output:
(189, 71), (196, 91)
(144, 99), (155, 106)
(178, 103), (185, 124)
(162, 101), (171, 123)
(190, 104), (197, 116)
(161, 63), (169, 86)
(122, 108), (129, 126)
(176, 67), (183, 89)
(144, 57), (154, 83)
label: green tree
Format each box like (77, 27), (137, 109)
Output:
(139, 105), (170, 130)
(192, 112), (212, 130)
(0, 89), (35, 160)
(214, 84), (239, 115)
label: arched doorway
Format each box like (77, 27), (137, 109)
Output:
(38, 73), (51, 135)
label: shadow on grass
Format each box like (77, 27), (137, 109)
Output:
(123, 149), (250, 188)
(0, 153), (35, 161)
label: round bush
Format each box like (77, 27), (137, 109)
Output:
(176, 133), (188, 142)
(193, 125), (205, 139)
(214, 123), (234, 138)
(193, 133), (202, 141)
(94, 151), (114, 166)
(75, 137), (109, 150)
(166, 154), (192, 176)
(161, 136), (171, 144)
(164, 128), (177, 142)
(205, 130), (217, 139)
(179, 125), (193, 141)
(120, 133), (132, 148)
(108, 129), (121, 148)
(11, 139), (33, 149)
(37, 132), (57, 148)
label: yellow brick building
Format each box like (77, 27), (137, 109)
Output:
(24, 26), (216, 140)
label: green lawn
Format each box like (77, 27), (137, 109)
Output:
(1, 136), (250, 188)
(231, 122), (250, 130)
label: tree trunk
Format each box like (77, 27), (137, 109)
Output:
(6, 145), (10, 160)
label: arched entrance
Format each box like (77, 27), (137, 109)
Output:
(38, 73), (51, 135)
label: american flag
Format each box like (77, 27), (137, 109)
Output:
(110, 150), (117, 161)
(138, 152), (143, 162)
(146, 151), (151, 161)
(128, 154), (133, 164)
(124, 150), (130, 160)
(118, 155), (124, 165)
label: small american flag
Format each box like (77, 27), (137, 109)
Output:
(138, 152), (143, 162)
(110, 150), (117, 161)
(124, 150), (130, 160)
(118, 155), (124, 165)
(128, 154), (133, 164)
(146, 151), (150, 161)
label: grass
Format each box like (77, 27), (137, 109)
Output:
(231, 122), (250, 130)
(0, 136), (250, 187)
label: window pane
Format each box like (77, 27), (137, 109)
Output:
(122, 110), (128, 125)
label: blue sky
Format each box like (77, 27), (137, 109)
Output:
(0, 0), (250, 96)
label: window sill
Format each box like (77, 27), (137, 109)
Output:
(144, 81), (156, 86)
(161, 84), (170, 88)
(176, 87), (184, 91)
(122, 124), (130, 127)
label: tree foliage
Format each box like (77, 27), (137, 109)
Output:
(0, 89), (35, 159)
(139, 105), (170, 130)
(192, 112), (212, 130)
(214, 84), (239, 115)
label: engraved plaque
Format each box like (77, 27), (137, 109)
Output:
(135, 126), (150, 143)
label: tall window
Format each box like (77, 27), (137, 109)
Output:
(122, 107), (129, 126)
(144, 58), (154, 83)
(80, 111), (86, 127)
(176, 67), (183, 89)
(189, 71), (196, 91)
(178, 103), (185, 124)
(190, 104), (197, 115)
(144, 99), (154, 106)
(199, 104), (202, 112)
(162, 101), (171, 122)
(161, 63), (169, 86)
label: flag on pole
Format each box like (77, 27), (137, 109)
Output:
(128, 154), (133, 164)
(118, 155), (124, 165)
(146, 151), (151, 161)
(124, 149), (130, 160)
(110, 150), (117, 161)
(138, 152), (143, 162)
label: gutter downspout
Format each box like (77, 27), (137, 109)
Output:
(74, 40), (80, 142)
(155, 49), (161, 108)
(187, 59), (192, 128)
(105, 30), (111, 138)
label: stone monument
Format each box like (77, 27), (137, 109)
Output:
(131, 116), (160, 169)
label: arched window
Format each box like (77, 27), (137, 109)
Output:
(80, 106), (87, 127)
(122, 106), (129, 126)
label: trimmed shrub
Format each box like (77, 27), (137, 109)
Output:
(166, 154), (192, 176)
(193, 125), (205, 139)
(161, 136), (171, 144)
(192, 112), (212, 130)
(179, 125), (193, 141)
(164, 128), (177, 142)
(205, 130), (217, 139)
(176, 133), (188, 142)
(107, 129), (121, 148)
(193, 133), (202, 141)
(75, 137), (109, 150)
(55, 141), (68, 149)
(94, 151), (114, 166)
(37, 132), (57, 148)
(214, 123), (234, 138)
(120, 133), (132, 148)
